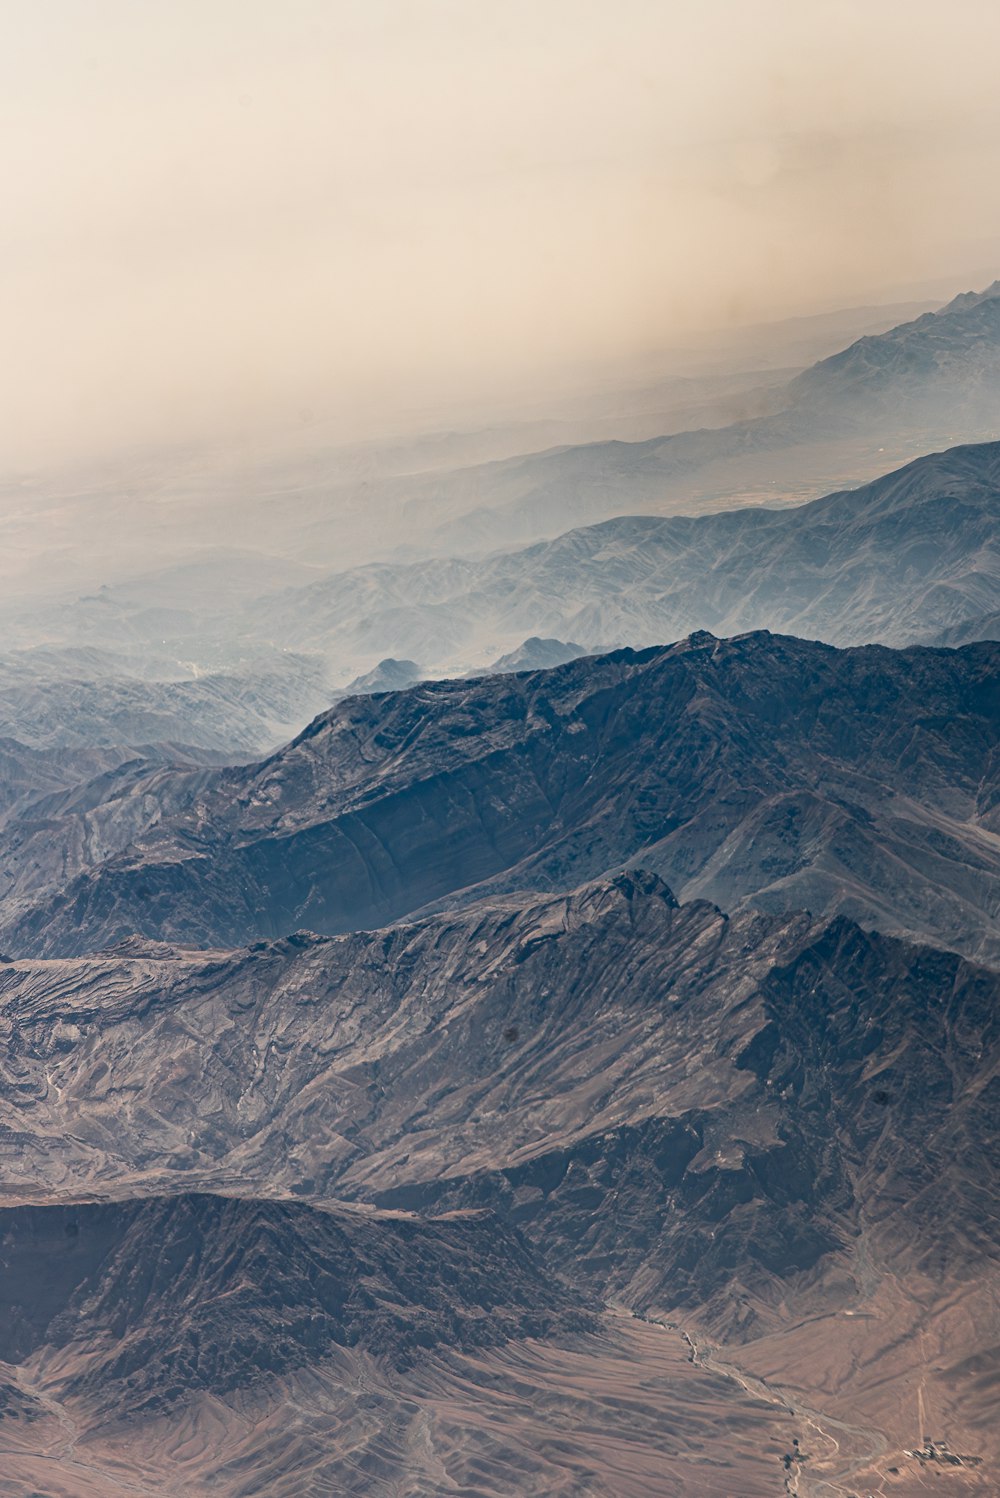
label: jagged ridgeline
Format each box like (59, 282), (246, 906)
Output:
(0, 871), (997, 1491)
(4, 284), (1000, 714)
(3, 5), (1000, 1480)
(1, 357), (1000, 1497)
(1, 630), (997, 963)
(231, 439), (1000, 668)
(0, 624), (997, 1492)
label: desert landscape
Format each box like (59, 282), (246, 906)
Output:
(0, 3), (998, 1493)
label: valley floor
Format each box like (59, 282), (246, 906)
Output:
(0, 1316), (796, 1497)
(0, 1297), (995, 1498)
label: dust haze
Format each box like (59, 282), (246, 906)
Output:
(2, 0), (1000, 469)
(2, 9), (1000, 1495)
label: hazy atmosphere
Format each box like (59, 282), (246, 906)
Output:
(4, 0), (1000, 464)
(2, 6), (1000, 1495)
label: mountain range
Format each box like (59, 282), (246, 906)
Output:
(386, 280), (1000, 555)
(230, 438), (1000, 675)
(0, 869), (995, 1492)
(2, 280), (998, 706)
(2, 284), (999, 1495)
(1, 630), (996, 969)
(2, 434), (994, 767)
(0, 628), (996, 1493)
(14, 433), (998, 710)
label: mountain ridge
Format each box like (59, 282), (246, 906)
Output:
(0, 871), (995, 1490)
(237, 439), (1000, 670)
(399, 280), (1000, 553)
(0, 630), (998, 966)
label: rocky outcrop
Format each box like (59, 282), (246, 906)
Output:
(332, 658), (424, 698)
(1, 872), (996, 1487)
(480, 637), (589, 674)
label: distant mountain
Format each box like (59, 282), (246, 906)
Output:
(786, 280), (1000, 414)
(19, 438), (998, 691)
(3, 631), (999, 964)
(931, 609), (1000, 647)
(245, 441), (1000, 669)
(4, 285), (996, 694)
(0, 736), (222, 827)
(382, 281), (1000, 552)
(333, 657), (424, 697)
(1, 873), (995, 1490)
(481, 636), (589, 674)
(0, 647), (331, 754)
(0, 299), (943, 612)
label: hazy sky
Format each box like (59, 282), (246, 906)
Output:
(3, 0), (1000, 464)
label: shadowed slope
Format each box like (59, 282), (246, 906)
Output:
(2, 631), (998, 963)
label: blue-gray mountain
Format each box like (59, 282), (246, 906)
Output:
(787, 278), (1000, 415)
(0, 644), (331, 755)
(4, 438), (994, 757)
(5, 283), (999, 709)
(386, 281), (1000, 552)
(245, 440), (1000, 669)
(2, 630), (998, 964)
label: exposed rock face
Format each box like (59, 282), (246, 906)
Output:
(3, 630), (998, 962)
(0, 737), (221, 827)
(0, 615), (996, 1493)
(932, 608), (1000, 646)
(0, 876), (993, 1317)
(0, 875), (996, 1489)
(0, 755), (216, 919)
